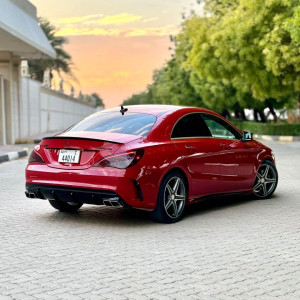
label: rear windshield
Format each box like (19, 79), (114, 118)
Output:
(69, 112), (156, 137)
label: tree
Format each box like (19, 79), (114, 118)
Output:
(285, 5), (300, 43)
(28, 18), (75, 84)
(122, 90), (155, 106)
(90, 93), (104, 107)
(79, 92), (104, 107)
(197, 0), (239, 17)
(187, 0), (299, 114)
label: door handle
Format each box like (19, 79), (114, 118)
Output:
(220, 143), (230, 150)
(185, 145), (197, 153)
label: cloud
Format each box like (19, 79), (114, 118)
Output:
(56, 28), (121, 37)
(55, 13), (141, 27)
(54, 13), (178, 37)
(90, 13), (142, 25)
(56, 26), (179, 37)
(56, 14), (104, 24)
(56, 25), (179, 37)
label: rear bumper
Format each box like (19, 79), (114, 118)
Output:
(25, 164), (155, 210)
(25, 184), (128, 207)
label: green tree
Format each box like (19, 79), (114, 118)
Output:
(122, 88), (155, 106)
(285, 5), (300, 43)
(28, 18), (75, 84)
(187, 0), (299, 113)
(198, 0), (239, 17)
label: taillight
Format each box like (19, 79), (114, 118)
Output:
(28, 150), (45, 163)
(94, 150), (144, 169)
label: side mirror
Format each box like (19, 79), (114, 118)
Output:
(242, 131), (253, 142)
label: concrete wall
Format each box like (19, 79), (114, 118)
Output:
(19, 77), (96, 140)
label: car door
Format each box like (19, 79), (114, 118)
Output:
(171, 113), (223, 197)
(201, 113), (258, 193)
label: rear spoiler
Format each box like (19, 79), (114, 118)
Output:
(41, 136), (122, 144)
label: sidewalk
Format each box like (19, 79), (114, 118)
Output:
(0, 145), (28, 164)
(0, 131), (59, 164)
(254, 134), (300, 142)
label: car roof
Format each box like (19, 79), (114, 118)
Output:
(103, 105), (210, 116)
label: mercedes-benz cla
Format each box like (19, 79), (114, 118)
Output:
(25, 105), (278, 223)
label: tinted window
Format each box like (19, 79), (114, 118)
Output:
(172, 113), (211, 138)
(69, 112), (156, 137)
(201, 114), (241, 140)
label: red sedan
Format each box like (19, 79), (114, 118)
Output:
(25, 105), (278, 223)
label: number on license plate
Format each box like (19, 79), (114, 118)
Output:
(58, 149), (81, 163)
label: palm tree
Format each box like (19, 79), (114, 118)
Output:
(28, 18), (75, 85)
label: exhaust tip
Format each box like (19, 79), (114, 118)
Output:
(103, 197), (123, 207)
(25, 192), (36, 198)
(103, 200), (112, 206)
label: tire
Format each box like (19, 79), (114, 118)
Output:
(150, 171), (187, 223)
(49, 199), (83, 212)
(253, 160), (278, 199)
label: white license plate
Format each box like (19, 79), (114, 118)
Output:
(58, 149), (81, 163)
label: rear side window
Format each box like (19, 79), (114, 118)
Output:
(69, 112), (156, 137)
(171, 113), (211, 138)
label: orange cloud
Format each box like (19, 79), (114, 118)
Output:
(56, 14), (104, 24)
(90, 13), (142, 25)
(55, 13), (141, 27)
(56, 28), (121, 36)
(54, 13), (178, 37)
(56, 25), (179, 37)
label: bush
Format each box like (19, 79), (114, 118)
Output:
(232, 121), (300, 136)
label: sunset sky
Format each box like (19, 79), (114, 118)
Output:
(30, 0), (202, 108)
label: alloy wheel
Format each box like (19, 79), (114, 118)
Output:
(163, 177), (186, 218)
(253, 163), (277, 198)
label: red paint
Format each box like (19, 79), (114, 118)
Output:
(26, 105), (275, 210)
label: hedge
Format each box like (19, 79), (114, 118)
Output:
(232, 120), (300, 136)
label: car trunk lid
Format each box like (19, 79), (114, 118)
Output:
(39, 131), (141, 170)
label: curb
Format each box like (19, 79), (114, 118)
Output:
(254, 135), (300, 142)
(0, 149), (28, 164)
(15, 139), (41, 144)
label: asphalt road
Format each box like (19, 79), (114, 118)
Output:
(0, 141), (299, 299)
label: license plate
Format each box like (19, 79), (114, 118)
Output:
(58, 149), (81, 163)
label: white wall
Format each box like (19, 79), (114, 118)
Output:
(19, 77), (95, 140)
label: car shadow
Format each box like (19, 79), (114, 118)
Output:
(185, 193), (278, 218)
(40, 206), (155, 228)
(37, 193), (274, 227)
(185, 194), (254, 217)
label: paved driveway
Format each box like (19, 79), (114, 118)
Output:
(0, 141), (299, 299)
